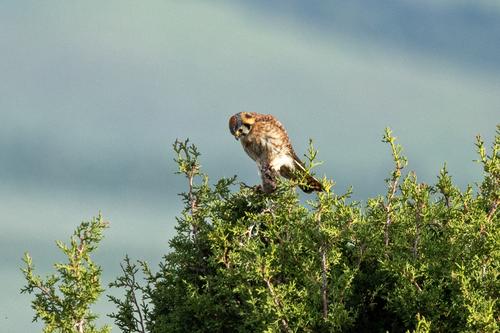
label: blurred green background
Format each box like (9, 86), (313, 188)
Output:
(1, 1), (499, 331)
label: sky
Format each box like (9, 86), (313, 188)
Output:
(1, 1), (499, 331)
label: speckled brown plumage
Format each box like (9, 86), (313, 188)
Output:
(229, 112), (323, 193)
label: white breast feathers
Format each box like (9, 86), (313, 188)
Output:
(270, 154), (295, 173)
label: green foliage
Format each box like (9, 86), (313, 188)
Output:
(21, 214), (111, 333)
(23, 127), (499, 332)
(108, 256), (152, 333)
(109, 127), (499, 332)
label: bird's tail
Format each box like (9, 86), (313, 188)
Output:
(283, 155), (324, 193)
(279, 155), (324, 193)
(298, 173), (323, 193)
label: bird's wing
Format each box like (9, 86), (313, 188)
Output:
(291, 151), (307, 172)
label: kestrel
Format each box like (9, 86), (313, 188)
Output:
(229, 112), (323, 193)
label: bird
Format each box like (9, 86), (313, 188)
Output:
(228, 112), (323, 193)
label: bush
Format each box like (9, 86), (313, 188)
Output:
(21, 215), (111, 333)
(23, 127), (499, 332)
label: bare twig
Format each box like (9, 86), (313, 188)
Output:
(34, 284), (61, 307)
(125, 263), (146, 333)
(75, 319), (84, 333)
(187, 169), (198, 237)
(383, 170), (402, 248)
(413, 200), (424, 260)
(188, 171), (196, 215)
(263, 276), (290, 332)
(403, 268), (423, 293)
(261, 265), (290, 332)
(316, 209), (328, 319)
(320, 247), (328, 319)
(481, 199), (498, 235)
(383, 129), (405, 248)
(486, 199), (498, 223)
(412, 279), (423, 292)
(173, 139), (200, 238)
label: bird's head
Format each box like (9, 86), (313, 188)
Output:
(229, 112), (255, 140)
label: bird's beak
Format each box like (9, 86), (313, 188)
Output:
(234, 132), (240, 140)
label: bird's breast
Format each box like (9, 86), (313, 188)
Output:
(242, 131), (292, 173)
(243, 131), (281, 156)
